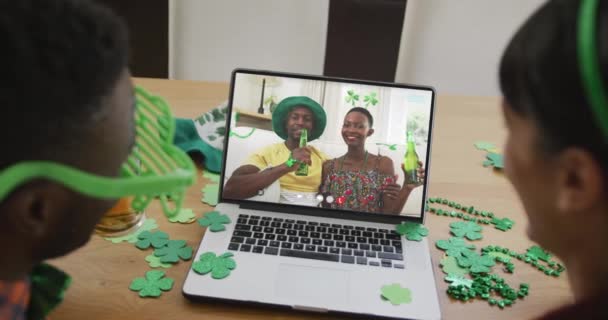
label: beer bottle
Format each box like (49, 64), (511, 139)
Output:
(403, 131), (419, 184)
(295, 128), (308, 176)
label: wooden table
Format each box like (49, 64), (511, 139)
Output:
(50, 78), (573, 320)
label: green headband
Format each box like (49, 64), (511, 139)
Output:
(0, 86), (196, 217)
(578, 0), (608, 138)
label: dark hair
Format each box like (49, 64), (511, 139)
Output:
(0, 0), (129, 169)
(346, 107), (374, 128)
(499, 0), (608, 170)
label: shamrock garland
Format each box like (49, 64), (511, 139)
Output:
(198, 211), (231, 232)
(192, 252), (237, 279)
(129, 270), (174, 298)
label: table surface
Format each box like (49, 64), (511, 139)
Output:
(50, 77), (573, 320)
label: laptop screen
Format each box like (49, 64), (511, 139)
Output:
(221, 70), (434, 219)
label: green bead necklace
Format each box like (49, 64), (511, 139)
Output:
(447, 274), (529, 309)
(426, 197), (514, 231)
(482, 245), (565, 277)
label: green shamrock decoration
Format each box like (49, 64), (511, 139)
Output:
(168, 208), (196, 224)
(192, 252), (237, 279)
(456, 251), (496, 273)
(491, 217), (515, 231)
(201, 184), (219, 206)
(526, 245), (552, 262)
(440, 256), (469, 277)
(449, 221), (483, 241)
(484, 152), (504, 169)
(380, 283), (412, 305)
(105, 218), (158, 244)
(345, 90), (360, 106)
(474, 141), (497, 152)
(436, 237), (476, 258)
(135, 231), (170, 250)
(129, 270), (174, 298)
(395, 222), (429, 241)
(198, 211), (231, 232)
(203, 170), (220, 184)
(145, 254), (172, 269)
(363, 92), (379, 108)
(445, 275), (473, 288)
(154, 240), (193, 263)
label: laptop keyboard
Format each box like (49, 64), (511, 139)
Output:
(227, 214), (404, 269)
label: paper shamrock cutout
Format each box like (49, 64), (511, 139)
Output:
(198, 211), (231, 232)
(474, 141), (497, 152)
(436, 237), (476, 258)
(487, 251), (511, 263)
(380, 283), (412, 305)
(136, 231), (170, 250)
(440, 256), (468, 276)
(456, 251), (496, 273)
(129, 270), (174, 298)
(445, 275), (473, 288)
(201, 184), (219, 206)
(192, 252), (237, 279)
(449, 221), (483, 241)
(168, 208), (196, 224)
(484, 152), (504, 169)
(203, 170), (220, 184)
(104, 218), (158, 244)
(395, 222), (429, 241)
(145, 254), (172, 269)
(491, 217), (515, 231)
(526, 245), (552, 262)
(154, 240), (193, 263)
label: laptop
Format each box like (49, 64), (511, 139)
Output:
(183, 69), (441, 320)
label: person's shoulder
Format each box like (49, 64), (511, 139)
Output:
(254, 142), (284, 154)
(309, 145), (333, 162)
(375, 155), (395, 174)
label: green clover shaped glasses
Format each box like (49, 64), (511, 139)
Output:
(0, 86), (196, 217)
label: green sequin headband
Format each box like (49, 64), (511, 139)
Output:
(578, 0), (608, 138)
(0, 86), (196, 217)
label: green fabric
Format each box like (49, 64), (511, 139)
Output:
(173, 118), (223, 173)
(27, 263), (71, 320)
(271, 96), (327, 141)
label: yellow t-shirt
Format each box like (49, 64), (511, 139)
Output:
(245, 142), (328, 193)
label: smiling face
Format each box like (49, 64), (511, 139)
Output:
(342, 111), (374, 147)
(285, 106), (314, 141)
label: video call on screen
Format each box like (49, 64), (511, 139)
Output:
(222, 71), (433, 218)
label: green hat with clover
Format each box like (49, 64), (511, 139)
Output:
(272, 96), (326, 141)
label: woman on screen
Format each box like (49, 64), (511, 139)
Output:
(319, 107), (425, 214)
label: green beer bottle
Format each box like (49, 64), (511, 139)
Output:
(295, 128), (308, 176)
(403, 131), (419, 184)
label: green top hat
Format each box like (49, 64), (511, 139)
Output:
(271, 96), (326, 141)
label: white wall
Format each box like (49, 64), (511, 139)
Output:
(395, 0), (546, 96)
(170, 0), (329, 82)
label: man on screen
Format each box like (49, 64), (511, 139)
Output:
(223, 96), (329, 206)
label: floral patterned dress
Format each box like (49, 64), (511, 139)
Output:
(321, 153), (396, 213)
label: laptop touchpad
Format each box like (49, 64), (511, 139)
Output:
(276, 264), (350, 307)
